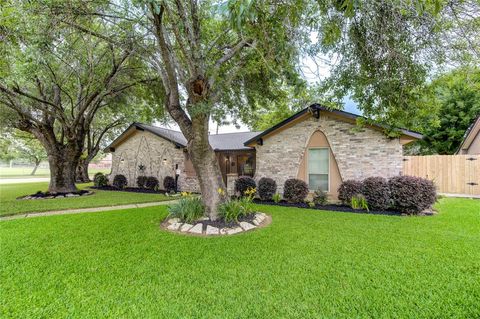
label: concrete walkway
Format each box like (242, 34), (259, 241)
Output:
(0, 177), (50, 184)
(0, 200), (178, 222)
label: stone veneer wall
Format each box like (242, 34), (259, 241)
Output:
(254, 114), (403, 194)
(109, 130), (200, 192)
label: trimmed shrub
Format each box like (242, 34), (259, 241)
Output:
(137, 175), (148, 188)
(389, 175), (437, 215)
(338, 180), (363, 205)
(313, 189), (328, 205)
(362, 176), (391, 210)
(283, 178), (309, 202)
(163, 176), (176, 192)
(145, 176), (159, 190)
(112, 174), (127, 189)
(258, 177), (277, 200)
(234, 176), (256, 197)
(93, 172), (108, 187)
(167, 196), (204, 223)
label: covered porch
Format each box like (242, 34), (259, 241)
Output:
(216, 150), (256, 189)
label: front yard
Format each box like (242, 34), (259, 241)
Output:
(0, 197), (479, 318)
(0, 182), (171, 217)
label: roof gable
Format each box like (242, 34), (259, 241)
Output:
(244, 104), (423, 146)
(456, 116), (480, 154)
(106, 123), (260, 152)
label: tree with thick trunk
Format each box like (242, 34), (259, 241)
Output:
(6, 0), (477, 215)
(140, 1), (310, 219)
(0, 1), (154, 193)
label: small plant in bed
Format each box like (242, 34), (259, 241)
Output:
(113, 174), (128, 189)
(167, 194), (204, 223)
(163, 176), (176, 192)
(137, 175), (148, 188)
(313, 189), (328, 206)
(145, 176), (159, 190)
(351, 194), (369, 211)
(235, 176), (256, 197)
(218, 187), (256, 222)
(93, 172), (108, 187)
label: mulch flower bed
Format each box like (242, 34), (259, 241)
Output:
(18, 190), (93, 200)
(90, 186), (172, 195)
(252, 199), (435, 216)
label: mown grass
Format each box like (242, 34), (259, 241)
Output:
(0, 182), (171, 216)
(0, 198), (479, 318)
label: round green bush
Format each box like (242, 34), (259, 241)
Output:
(258, 177), (277, 200)
(389, 175), (437, 214)
(338, 180), (363, 205)
(362, 176), (391, 210)
(163, 176), (176, 192)
(137, 175), (148, 188)
(93, 172), (108, 187)
(145, 176), (159, 190)
(112, 174), (127, 189)
(283, 178), (309, 202)
(234, 176), (256, 197)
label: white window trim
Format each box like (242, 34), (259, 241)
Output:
(306, 147), (330, 192)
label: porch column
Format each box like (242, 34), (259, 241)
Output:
(226, 173), (239, 196)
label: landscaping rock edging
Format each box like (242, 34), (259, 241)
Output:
(161, 213), (271, 236)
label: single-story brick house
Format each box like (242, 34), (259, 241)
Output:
(106, 104), (422, 200)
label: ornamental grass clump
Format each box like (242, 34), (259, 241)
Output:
(167, 193), (204, 223)
(218, 187), (256, 222)
(351, 194), (369, 211)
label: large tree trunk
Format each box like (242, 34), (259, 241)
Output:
(186, 116), (226, 220)
(75, 158), (91, 183)
(47, 149), (79, 193)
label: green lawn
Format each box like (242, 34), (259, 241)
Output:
(0, 182), (171, 217)
(0, 198), (479, 318)
(0, 167), (110, 178)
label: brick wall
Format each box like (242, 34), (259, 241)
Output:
(110, 130), (199, 192)
(254, 114), (403, 194)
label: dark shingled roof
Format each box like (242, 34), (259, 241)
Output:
(107, 123), (260, 151)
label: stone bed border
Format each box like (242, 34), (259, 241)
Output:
(161, 212), (271, 236)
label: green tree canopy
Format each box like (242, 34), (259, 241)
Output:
(406, 68), (480, 155)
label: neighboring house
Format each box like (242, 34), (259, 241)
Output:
(106, 104), (422, 200)
(456, 116), (480, 155)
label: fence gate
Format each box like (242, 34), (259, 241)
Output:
(403, 155), (480, 196)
